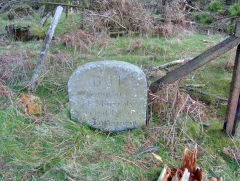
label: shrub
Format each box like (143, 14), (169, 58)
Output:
(206, 1), (222, 12)
(226, 21), (234, 35)
(29, 24), (46, 39)
(194, 12), (214, 25)
(228, 4), (240, 16)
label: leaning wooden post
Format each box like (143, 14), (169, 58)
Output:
(149, 24), (240, 93)
(224, 19), (240, 136)
(29, 6), (63, 92)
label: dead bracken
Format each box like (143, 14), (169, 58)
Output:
(148, 82), (205, 123)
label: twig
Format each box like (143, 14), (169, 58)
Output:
(184, 2), (202, 12)
(231, 150), (240, 168)
(182, 130), (215, 159)
(133, 146), (160, 158)
(97, 47), (104, 57)
(0, 0), (18, 14)
(216, 16), (239, 21)
(149, 126), (171, 130)
(229, 136), (240, 167)
(185, 84), (205, 88)
(87, 13), (127, 30)
(114, 156), (140, 168)
(168, 95), (189, 145)
(40, 12), (51, 27)
(23, 0), (82, 8)
(66, 175), (76, 181)
(209, 169), (219, 179)
(181, 87), (228, 102)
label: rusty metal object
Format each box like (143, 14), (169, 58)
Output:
(225, 45), (240, 135)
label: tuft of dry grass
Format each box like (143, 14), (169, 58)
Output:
(61, 28), (110, 55)
(62, 29), (96, 54)
(126, 39), (143, 54)
(225, 56), (235, 70)
(0, 51), (35, 86)
(81, 0), (154, 35)
(155, 0), (186, 37)
(0, 78), (13, 102)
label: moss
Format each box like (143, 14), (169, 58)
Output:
(186, 120), (201, 138)
(228, 4), (240, 16)
(29, 25), (47, 39)
(226, 21), (234, 35)
(206, 1), (222, 12)
(193, 12), (214, 25)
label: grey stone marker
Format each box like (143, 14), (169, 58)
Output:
(68, 60), (147, 132)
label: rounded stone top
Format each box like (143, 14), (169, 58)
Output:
(68, 60), (148, 132)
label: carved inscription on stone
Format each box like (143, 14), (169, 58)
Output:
(68, 60), (147, 132)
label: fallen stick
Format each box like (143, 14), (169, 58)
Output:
(87, 13), (127, 30)
(29, 6), (63, 92)
(180, 87), (228, 102)
(114, 156), (141, 168)
(40, 12), (51, 26)
(185, 84), (205, 88)
(133, 146), (160, 158)
(156, 58), (192, 69)
(231, 150), (240, 168)
(150, 33), (240, 93)
(23, 1), (82, 8)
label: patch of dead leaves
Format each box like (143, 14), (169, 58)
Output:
(19, 93), (42, 116)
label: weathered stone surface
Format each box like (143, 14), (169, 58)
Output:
(68, 60), (147, 132)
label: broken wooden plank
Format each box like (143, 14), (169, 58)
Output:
(149, 36), (240, 93)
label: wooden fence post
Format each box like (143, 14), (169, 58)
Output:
(149, 19), (240, 94)
(224, 19), (240, 136)
(224, 44), (240, 135)
(29, 6), (63, 92)
(232, 94), (240, 136)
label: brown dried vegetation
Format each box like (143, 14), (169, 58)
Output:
(81, 0), (154, 35)
(223, 146), (240, 162)
(0, 51), (35, 86)
(62, 29), (95, 53)
(0, 79), (12, 99)
(148, 82), (205, 123)
(19, 93), (42, 116)
(62, 29), (109, 54)
(154, 0), (186, 37)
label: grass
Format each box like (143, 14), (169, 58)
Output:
(0, 13), (240, 180)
